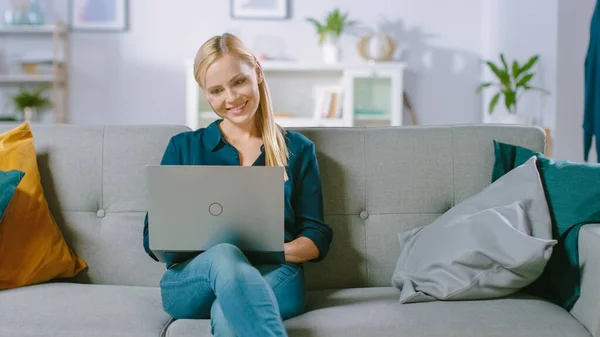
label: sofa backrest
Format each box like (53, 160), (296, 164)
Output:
(0, 123), (545, 289)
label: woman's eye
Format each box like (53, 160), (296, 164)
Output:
(235, 78), (245, 85)
(211, 88), (222, 95)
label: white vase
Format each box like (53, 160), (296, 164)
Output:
(322, 43), (340, 64)
(23, 107), (36, 122)
(499, 113), (528, 125)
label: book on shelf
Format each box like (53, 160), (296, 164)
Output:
(314, 85), (342, 120)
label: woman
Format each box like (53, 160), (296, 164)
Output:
(142, 33), (333, 337)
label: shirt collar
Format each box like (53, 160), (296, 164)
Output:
(204, 119), (226, 152)
(204, 118), (268, 155)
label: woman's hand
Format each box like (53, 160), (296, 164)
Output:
(284, 237), (320, 263)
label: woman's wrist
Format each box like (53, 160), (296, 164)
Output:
(284, 236), (319, 263)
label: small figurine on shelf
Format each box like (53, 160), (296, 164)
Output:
(26, 0), (45, 25)
(4, 0), (25, 25)
(3, 0), (45, 26)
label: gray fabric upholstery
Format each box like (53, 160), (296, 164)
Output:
(3, 123), (593, 337)
(166, 287), (591, 337)
(295, 125), (547, 289)
(0, 283), (171, 337)
(0, 123), (546, 290)
(571, 224), (600, 337)
(0, 124), (188, 287)
(392, 156), (556, 303)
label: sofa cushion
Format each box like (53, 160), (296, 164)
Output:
(0, 123), (87, 289)
(163, 287), (590, 337)
(391, 156), (556, 303)
(0, 169), (24, 222)
(0, 283), (172, 337)
(492, 140), (600, 310)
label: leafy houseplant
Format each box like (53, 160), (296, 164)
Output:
(477, 54), (549, 115)
(306, 8), (358, 45)
(306, 8), (358, 64)
(9, 86), (52, 121)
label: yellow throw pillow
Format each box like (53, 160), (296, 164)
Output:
(0, 122), (87, 289)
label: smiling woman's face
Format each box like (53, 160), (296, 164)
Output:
(203, 53), (263, 127)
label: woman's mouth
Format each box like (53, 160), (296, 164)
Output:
(227, 101), (247, 115)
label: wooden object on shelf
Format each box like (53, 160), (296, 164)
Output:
(403, 91), (418, 125)
(357, 34), (396, 61)
(544, 128), (551, 156)
(0, 21), (69, 123)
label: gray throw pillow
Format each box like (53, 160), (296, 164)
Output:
(391, 156), (557, 303)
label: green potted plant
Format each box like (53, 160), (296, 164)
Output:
(476, 53), (549, 123)
(306, 8), (358, 64)
(9, 86), (52, 122)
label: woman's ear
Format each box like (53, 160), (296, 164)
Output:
(255, 62), (264, 84)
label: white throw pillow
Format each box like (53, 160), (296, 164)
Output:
(391, 156), (557, 303)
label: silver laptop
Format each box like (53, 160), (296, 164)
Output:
(146, 165), (285, 262)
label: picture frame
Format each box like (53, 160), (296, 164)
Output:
(231, 0), (289, 20)
(69, 0), (128, 31)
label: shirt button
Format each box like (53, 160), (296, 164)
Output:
(359, 210), (369, 220)
(97, 209), (106, 218)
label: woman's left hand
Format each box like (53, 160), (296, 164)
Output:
(284, 237), (320, 263)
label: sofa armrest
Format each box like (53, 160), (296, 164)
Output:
(571, 224), (600, 337)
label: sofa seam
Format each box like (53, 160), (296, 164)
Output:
(363, 130), (369, 286)
(451, 126), (456, 207)
(101, 126), (105, 211)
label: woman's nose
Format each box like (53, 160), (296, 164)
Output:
(225, 89), (238, 102)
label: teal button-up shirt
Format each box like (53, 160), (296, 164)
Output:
(143, 119), (333, 266)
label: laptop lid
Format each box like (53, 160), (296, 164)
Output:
(146, 165), (285, 261)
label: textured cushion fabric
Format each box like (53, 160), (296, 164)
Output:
(0, 170), (24, 222)
(571, 224), (600, 337)
(294, 124), (546, 290)
(0, 283), (172, 337)
(492, 140), (600, 310)
(0, 124), (545, 291)
(163, 287), (591, 337)
(391, 157), (556, 303)
(0, 123), (87, 289)
(0, 124), (190, 287)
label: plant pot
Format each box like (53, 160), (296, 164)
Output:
(322, 43), (340, 64)
(23, 107), (37, 122)
(498, 113), (528, 125)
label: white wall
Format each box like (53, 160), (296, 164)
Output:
(554, 0), (597, 162)
(480, 0), (558, 132)
(1, 0), (483, 126)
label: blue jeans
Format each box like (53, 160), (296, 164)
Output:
(160, 243), (306, 337)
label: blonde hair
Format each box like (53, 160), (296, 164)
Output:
(193, 33), (289, 180)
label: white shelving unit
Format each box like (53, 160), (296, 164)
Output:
(0, 21), (68, 123)
(185, 59), (406, 129)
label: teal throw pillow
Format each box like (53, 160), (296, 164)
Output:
(492, 140), (600, 310)
(0, 170), (25, 222)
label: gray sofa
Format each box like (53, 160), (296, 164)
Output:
(1, 123), (598, 337)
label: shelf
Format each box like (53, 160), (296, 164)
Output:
(276, 117), (347, 128)
(260, 60), (407, 72)
(198, 112), (347, 128)
(0, 74), (62, 83)
(186, 60), (405, 129)
(0, 24), (65, 34)
(355, 114), (390, 121)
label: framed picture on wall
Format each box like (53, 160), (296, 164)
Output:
(231, 0), (289, 20)
(69, 0), (128, 31)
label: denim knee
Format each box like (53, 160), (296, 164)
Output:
(207, 243), (256, 284)
(209, 243), (246, 262)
